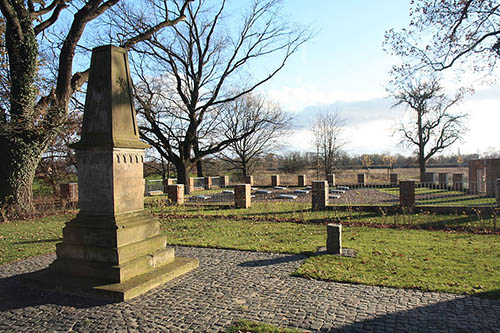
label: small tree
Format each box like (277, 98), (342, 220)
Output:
(312, 112), (346, 177)
(390, 78), (468, 182)
(218, 93), (291, 177)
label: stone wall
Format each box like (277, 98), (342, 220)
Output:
(168, 184), (184, 205)
(312, 180), (328, 211)
(234, 184), (251, 209)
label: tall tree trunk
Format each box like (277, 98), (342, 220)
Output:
(0, 136), (46, 218)
(196, 160), (203, 177)
(241, 159), (248, 178)
(175, 160), (192, 194)
(419, 151), (426, 183)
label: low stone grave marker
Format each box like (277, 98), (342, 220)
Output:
(329, 194), (340, 199)
(147, 190), (164, 196)
(327, 224), (342, 255)
(222, 190), (235, 194)
(193, 195), (211, 200)
(256, 189), (273, 194)
(337, 186), (349, 191)
(278, 194), (298, 200)
(294, 189), (310, 194)
(329, 189), (345, 194)
(274, 186), (287, 190)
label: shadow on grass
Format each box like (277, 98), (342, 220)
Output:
(14, 238), (62, 244)
(238, 254), (307, 268)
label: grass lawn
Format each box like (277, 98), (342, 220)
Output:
(162, 216), (500, 297)
(0, 214), (70, 265)
(155, 202), (500, 233)
(1, 207), (499, 298)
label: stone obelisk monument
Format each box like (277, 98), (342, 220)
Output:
(29, 45), (198, 301)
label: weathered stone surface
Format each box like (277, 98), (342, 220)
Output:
(235, 184), (251, 209)
(327, 174), (335, 186)
(4, 247), (500, 332)
(244, 175), (254, 186)
(357, 173), (366, 185)
(168, 184), (185, 205)
(312, 181), (328, 211)
(27, 45), (197, 301)
(390, 173), (398, 187)
(326, 224), (342, 255)
(400, 181), (415, 212)
(298, 175), (307, 187)
(271, 175), (280, 187)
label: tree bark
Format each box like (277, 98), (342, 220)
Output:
(175, 160), (192, 194)
(0, 136), (46, 218)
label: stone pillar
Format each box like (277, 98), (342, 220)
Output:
(220, 176), (230, 188)
(357, 173), (366, 186)
(390, 173), (398, 187)
(271, 175), (280, 187)
(452, 173), (463, 191)
(438, 173), (449, 188)
(298, 175), (307, 187)
(167, 184), (184, 205)
(244, 175), (254, 186)
(327, 174), (336, 187)
(162, 178), (175, 192)
(234, 184), (251, 209)
(496, 179), (500, 207)
(424, 172), (436, 184)
(326, 224), (342, 255)
(312, 180), (328, 211)
(204, 177), (212, 190)
(28, 45), (198, 301)
(59, 183), (78, 204)
(188, 177), (195, 193)
(400, 181), (415, 212)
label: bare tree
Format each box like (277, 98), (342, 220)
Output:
(132, 0), (311, 192)
(218, 93), (291, 177)
(0, 0), (192, 216)
(384, 1), (500, 79)
(312, 112), (346, 177)
(391, 78), (468, 182)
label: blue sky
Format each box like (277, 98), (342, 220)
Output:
(250, 1), (500, 156)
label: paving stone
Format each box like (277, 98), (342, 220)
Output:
(0, 247), (499, 332)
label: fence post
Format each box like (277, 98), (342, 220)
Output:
(452, 173), (463, 191)
(312, 180), (328, 211)
(244, 175), (254, 186)
(60, 183), (78, 208)
(298, 174), (307, 187)
(399, 181), (415, 213)
(327, 174), (335, 187)
(168, 184), (184, 205)
(271, 175), (280, 187)
(357, 174), (366, 186)
(390, 173), (398, 187)
(220, 176), (230, 188)
(234, 184), (251, 209)
(204, 177), (212, 190)
(188, 177), (195, 193)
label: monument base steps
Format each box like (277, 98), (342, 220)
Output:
(25, 256), (199, 302)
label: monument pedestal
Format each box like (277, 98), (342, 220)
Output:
(25, 45), (198, 301)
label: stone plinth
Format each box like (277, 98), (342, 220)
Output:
(438, 173), (449, 188)
(235, 184), (251, 209)
(390, 174), (398, 187)
(220, 176), (230, 188)
(60, 183), (78, 204)
(326, 224), (342, 255)
(188, 177), (195, 193)
(357, 174), (366, 186)
(244, 176), (254, 186)
(204, 177), (212, 190)
(298, 175), (307, 187)
(26, 45), (198, 301)
(424, 172), (437, 184)
(312, 180), (328, 211)
(271, 175), (280, 187)
(327, 174), (335, 187)
(168, 184), (184, 205)
(452, 173), (463, 191)
(400, 181), (415, 212)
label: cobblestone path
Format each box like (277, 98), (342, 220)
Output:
(1, 246), (499, 332)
